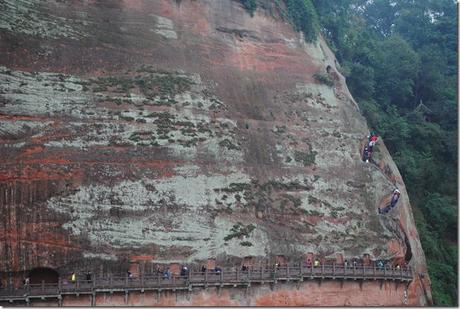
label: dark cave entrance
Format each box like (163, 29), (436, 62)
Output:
(28, 267), (59, 284)
(404, 233), (413, 262)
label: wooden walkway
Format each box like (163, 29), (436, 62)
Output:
(0, 265), (413, 305)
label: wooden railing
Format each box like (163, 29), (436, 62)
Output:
(0, 265), (412, 302)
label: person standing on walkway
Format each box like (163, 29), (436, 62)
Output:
(71, 272), (76, 284)
(314, 259), (320, 267)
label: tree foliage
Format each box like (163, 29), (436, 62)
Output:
(284, 0), (320, 42)
(240, 0), (257, 17)
(312, 0), (458, 305)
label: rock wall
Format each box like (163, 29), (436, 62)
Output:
(0, 0), (431, 305)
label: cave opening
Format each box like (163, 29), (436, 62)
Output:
(28, 267), (59, 284)
(404, 233), (413, 262)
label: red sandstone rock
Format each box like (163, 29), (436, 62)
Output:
(0, 0), (431, 305)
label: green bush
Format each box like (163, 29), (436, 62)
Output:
(240, 0), (257, 17)
(313, 72), (334, 87)
(284, 0), (320, 42)
(224, 223), (256, 241)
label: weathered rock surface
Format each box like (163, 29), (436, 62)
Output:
(0, 0), (431, 305)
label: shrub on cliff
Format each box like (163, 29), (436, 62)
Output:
(240, 0), (257, 17)
(284, 0), (320, 42)
(313, 72), (334, 87)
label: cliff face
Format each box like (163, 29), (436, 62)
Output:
(0, 0), (431, 305)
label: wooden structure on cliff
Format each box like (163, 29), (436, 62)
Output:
(0, 264), (413, 305)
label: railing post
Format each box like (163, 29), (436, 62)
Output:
(93, 273), (96, 289)
(321, 264), (324, 277)
(286, 266), (290, 278)
(204, 270), (207, 284)
(260, 266), (263, 280)
(247, 267), (251, 283)
(383, 265), (386, 277)
(157, 273), (160, 286)
(332, 262), (335, 276)
(220, 270), (223, 284)
(311, 264), (313, 276)
(42, 280), (45, 293)
(58, 277), (62, 294)
(187, 269), (191, 284)
(172, 275), (176, 286)
(400, 266), (403, 279)
(236, 269), (239, 282)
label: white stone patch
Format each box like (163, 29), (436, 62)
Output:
(0, 67), (92, 117)
(150, 15), (177, 39)
(78, 212), (213, 254)
(2, 141), (26, 148)
(214, 217), (269, 257)
(204, 139), (244, 163)
(45, 139), (108, 150)
(275, 143), (303, 167)
(174, 91), (222, 110)
(50, 172), (251, 213)
(0, 120), (52, 137)
(172, 164), (202, 177)
(281, 34), (298, 50)
(0, 0), (88, 39)
(315, 218), (351, 235)
(299, 33), (325, 64)
(47, 171), (252, 259)
(295, 83), (337, 107)
(83, 252), (118, 261)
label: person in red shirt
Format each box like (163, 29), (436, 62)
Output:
(368, 131), (378, 150)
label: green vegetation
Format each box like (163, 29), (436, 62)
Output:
(243, 0), (319, 42)
(313, 72), (334, 87)
(240, 0), (257, 16)
(218, 139), (240, 150)
(312, 0), (457, 305)
(285, 0), (320, 42)
(284, 194), (302, 208)
(240, 241), (253, 247)
(294, 146), (317, 166)
(224, 223), (256, 241)
(91, 70), (193, 103)
(216, 182), (251, 193)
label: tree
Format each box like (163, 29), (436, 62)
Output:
(285, 0), (320, 42)
(372, 35), (420, 108)
(240, 0), (257, 17)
